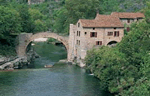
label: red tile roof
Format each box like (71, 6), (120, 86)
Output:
(111, 12), (145, 18)
(79, 14), (124, 28)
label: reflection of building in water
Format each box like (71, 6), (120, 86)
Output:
(28, 0), (45, 5)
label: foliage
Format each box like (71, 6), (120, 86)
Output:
(28, 8), (48, 33)
(33, 19), (48, 33)
(53, 7), (68, 33)
(0, 6), (21, 36)
(53, 0), (102, 34)
(16, 4), (34, 33)
(85, 47), (128, 91)
(47, 38), (56, 43)
(0, 44), (16, 56)
(85, 2), (150, 95)
(0, 5), (22, 49)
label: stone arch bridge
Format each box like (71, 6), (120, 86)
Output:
(16, 32), (70, 58)
(16, 31), (120, 66)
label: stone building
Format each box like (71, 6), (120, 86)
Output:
(111, 12), (145, 32)
(68, 12), (145, 67)
(28, 0), (45, 4)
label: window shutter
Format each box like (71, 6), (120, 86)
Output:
(100, 41), (102, 45)
(127, 27), (130, 32)
(78, 23), (80, 27)
(107, 32), (109, 36)
(90, 32), (92, 37)
(96, 41), (98, 45)
(127, 19), (130, 23)
(79, 31), (80, 36)
(95, 32), (97, 37)
(114, 31), (119, 37)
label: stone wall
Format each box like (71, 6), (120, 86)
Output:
(16, 33), (33, 57)
(68, 24), (76, 62)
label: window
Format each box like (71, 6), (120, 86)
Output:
(79, 31), (80, 36)
(96, 41), (102, 45)
(85, 32), (87, 35)
(76, 40), (80, 45)
(114, 31), (119, 37)
(93, 27), (95, 30)
(90, 32), (97, 37)
(114, 28), (116, 30)
(108, 32), (113, 36)
(127, 19), (130, 23)
(76, 40), (78, 44)
(77, 31), (80, 36)
(78, 23), (80, 27)
(127, 27), (130, 32)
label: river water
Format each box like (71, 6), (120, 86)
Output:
(0, 42), (111, 96)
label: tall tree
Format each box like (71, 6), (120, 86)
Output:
(53, 0), (103, 34)
(17, 5), (34, 33)
(0, 6), (21, 40)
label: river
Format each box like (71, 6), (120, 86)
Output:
(0, 42), (112, 96)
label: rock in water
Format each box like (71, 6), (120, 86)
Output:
(44, 65), (53, 68)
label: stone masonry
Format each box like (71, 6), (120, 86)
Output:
(16, 32), (68, 57)
(28, 0), (45, 4)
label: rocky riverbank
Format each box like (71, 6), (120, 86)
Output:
(0, 56), (28, 70)
(0, 49), (39, 71)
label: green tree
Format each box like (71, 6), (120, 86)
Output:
(143, 1), (150, 23)
(117, 20), (150, 68)
(17, 5), (34, 33)
(0, 5), (22, 56)
(53, 7), (68, 34)
(53, 0), (102, 34)
(100, 0), (119, 14)
(0, 6), (21, 40)
(34, 19), (48, 33)
(28, 8), (48, 33)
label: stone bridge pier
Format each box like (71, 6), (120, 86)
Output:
(16, 32), (73, 62)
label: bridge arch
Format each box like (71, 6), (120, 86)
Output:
(17, 32), (69, 57)
(107, 41), (118, 45)
(107, 41), (118, 47)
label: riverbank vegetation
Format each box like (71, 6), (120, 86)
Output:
(85, 2), (150, 95)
